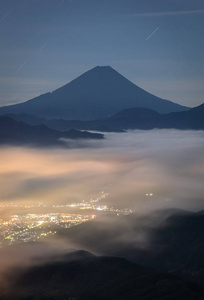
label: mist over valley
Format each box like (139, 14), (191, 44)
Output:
(0, 0), (204, 297)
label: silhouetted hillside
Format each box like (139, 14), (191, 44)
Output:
(0, 116), (103, 147)
(5, 250), (204, 300)
(98, 103), (204, 130)
(5, 103), (204, 132)
(133, 210), (204, 283)
(162, 103), (204, 129)
(57, 209), (204, 284)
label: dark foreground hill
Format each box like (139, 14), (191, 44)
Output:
(0, 116), (103, 147)
(4, 250), (204, 300)
(5, 103), (204, 132)
(57, 209), (204, 284)
(0, 66), (188, 120)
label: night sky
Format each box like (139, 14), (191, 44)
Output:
(0, 0), (204, 107)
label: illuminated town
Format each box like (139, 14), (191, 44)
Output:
(0, 191), (134, 247)
(0, 213), (95, 247)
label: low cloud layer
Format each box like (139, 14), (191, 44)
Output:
(0, 129), (203, 295)
(0, 129), (204, 211)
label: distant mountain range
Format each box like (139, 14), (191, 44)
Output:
(0, 116), (103, 147)
(5, 103), (204, 132)
(0, 66), (188, 120)
(101, 103), (204, 131)
(0, 66), (202, 145)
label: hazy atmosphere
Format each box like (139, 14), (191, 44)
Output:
(1, 130), (204, 211)
(0, 129), (203, 277)
(0, 1), (204, 299)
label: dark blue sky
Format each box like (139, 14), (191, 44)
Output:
(0, 0), (204, 107)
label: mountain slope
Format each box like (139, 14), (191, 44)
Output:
(162, 103), (204, 129)
(102, 103), (204, 130)
(6, 103), (203, 132)
(0, 116), (103, 147)
(5, 250), (204, 300)
(57, 209), (204, 284)
(0, 66), (188, 120)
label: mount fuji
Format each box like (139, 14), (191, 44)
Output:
(0, 66), (188, 120)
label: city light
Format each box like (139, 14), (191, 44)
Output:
(0, 191), (134, 248)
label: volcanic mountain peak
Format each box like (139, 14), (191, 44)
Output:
(53, 65), (133, 94)
(0, 66), (189, 120)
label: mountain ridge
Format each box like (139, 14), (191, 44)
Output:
(0, 116), (104, 147)
(5, 103), (204, 132)
(5, 249), (204, 300)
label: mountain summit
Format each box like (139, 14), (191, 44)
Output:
(0, 66), (188, 120)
